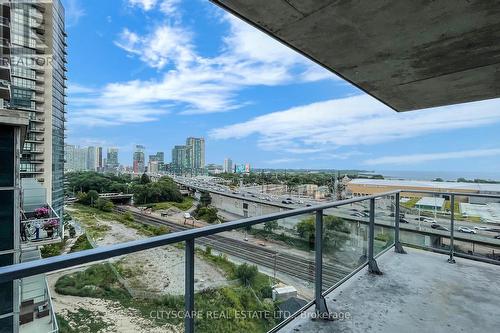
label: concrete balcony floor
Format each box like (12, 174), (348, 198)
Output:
(281, 247), (500, 333)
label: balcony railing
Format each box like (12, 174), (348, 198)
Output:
(20, 204), (62, 245)
(1, 190), (499, 333)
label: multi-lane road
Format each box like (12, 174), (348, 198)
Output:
(173, 176), (500, 244)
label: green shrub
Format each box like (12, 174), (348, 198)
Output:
(235, 263), (258, 286)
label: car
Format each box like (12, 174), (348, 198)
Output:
(474, 226), (489, 231)
(184, 212), (191, 219)
(399, 218), (409, 224)
(431, 224), (447, 230)
(458, 227), (477, 234)
(495, 235), (500, 240)
(423, 218), (437, 223)
(431, 224), (449, 231)
(306, 204), (312, 207)
(282, 200), (289, 204)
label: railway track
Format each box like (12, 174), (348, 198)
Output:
(115, 207), (355, 288)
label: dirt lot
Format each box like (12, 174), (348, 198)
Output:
(49, 210), (228, 332)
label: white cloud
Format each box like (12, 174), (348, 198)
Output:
(115, 26), (194, 69)
(210, 95), (500, 152)
(67, 83), (96, 94)
(159, 0), (181, 15)
(364, 148), (500, 166)
(128, 0), (158, 11)
(66, 0), (85, 27)
(70, 4), (337, 127)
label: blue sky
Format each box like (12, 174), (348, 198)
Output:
(63, 0), (500, 174)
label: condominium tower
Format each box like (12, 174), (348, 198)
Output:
(186, 137), (205, 174)
(133, 144), (145, 173)
(106, 147), (119, 170)
(12, 0), (67, 217)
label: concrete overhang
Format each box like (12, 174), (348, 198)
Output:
(0, 108), (30, 143)
(211, 0), (500, 111)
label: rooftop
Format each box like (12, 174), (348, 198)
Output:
(281, 247), (500, 333)
(416, 196), (445, 207)
(349, 178), (500, 192)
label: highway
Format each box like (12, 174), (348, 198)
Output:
(173, 176), (500, 246)
(115, 207), (355, 288)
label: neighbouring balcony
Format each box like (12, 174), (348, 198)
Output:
(19, 249), (58, 333)
(21, 204), (62, 246)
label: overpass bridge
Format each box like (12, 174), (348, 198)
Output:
(98, 193), (134, 205)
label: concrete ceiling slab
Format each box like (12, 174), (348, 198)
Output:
(212, 0), (500, 111)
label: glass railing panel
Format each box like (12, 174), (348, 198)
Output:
(373, 195), (396, 256)
(322, 200), (370, 291)
(49, 246), (186, 333)
(397, 192), (500, 264)
(192, 212), (316, 332)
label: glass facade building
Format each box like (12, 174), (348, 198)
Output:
(10, 0), (67, 218)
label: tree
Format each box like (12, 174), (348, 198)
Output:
(195, 206), (219, 224)
(295, 215), (351, 250)
(199, 191), (212, 207)
(263, 220), (278, 234)
(295, 218), (315, 239)
(140, 173), (151, 184)
(236, 263), (258, 286)
(96, 198), (114, 212)
(87, 190), (99, 207)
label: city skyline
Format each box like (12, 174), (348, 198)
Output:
(65, 0), (500, 173)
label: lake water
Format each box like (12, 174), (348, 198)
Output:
(372, 170), (500, 182)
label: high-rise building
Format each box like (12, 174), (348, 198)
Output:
(148, 151), (164, 163)
(186, 137), (205, 174)
(0, 3), (64, 331)
(12, 0), (68, 217)
(86, 146), (102, 171)
(97, 146), (103, 171)
(106, 147), (119, 170)
(223, 158), (233, 173)
(172, 145), (191, 174)
(133, 145), (145, 173)
(64, 144), (87, 172)
(156, 151), (164, 163)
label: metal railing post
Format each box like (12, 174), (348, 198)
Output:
(314, 210), (329, 318)
(448, 194), (456, 264)
(185, 239), (195, 332)
(368, 198), (382, 274)
(394, 192), (406, 254)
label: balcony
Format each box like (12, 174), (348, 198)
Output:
(34, 85), (44, 94)
(33, 96), (44, 103)
(0, 190), (499, 333)
(19, 249), (58, 333)
(0, 16), (10, 36)
(0, 78), (10, 100)
(20, 204), (62, 246)
(29, 127), (44, 133)
(0, 37), (10, 55)
(0, 58), (10, 82)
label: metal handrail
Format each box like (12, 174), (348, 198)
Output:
(0, 189), (400, 283)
